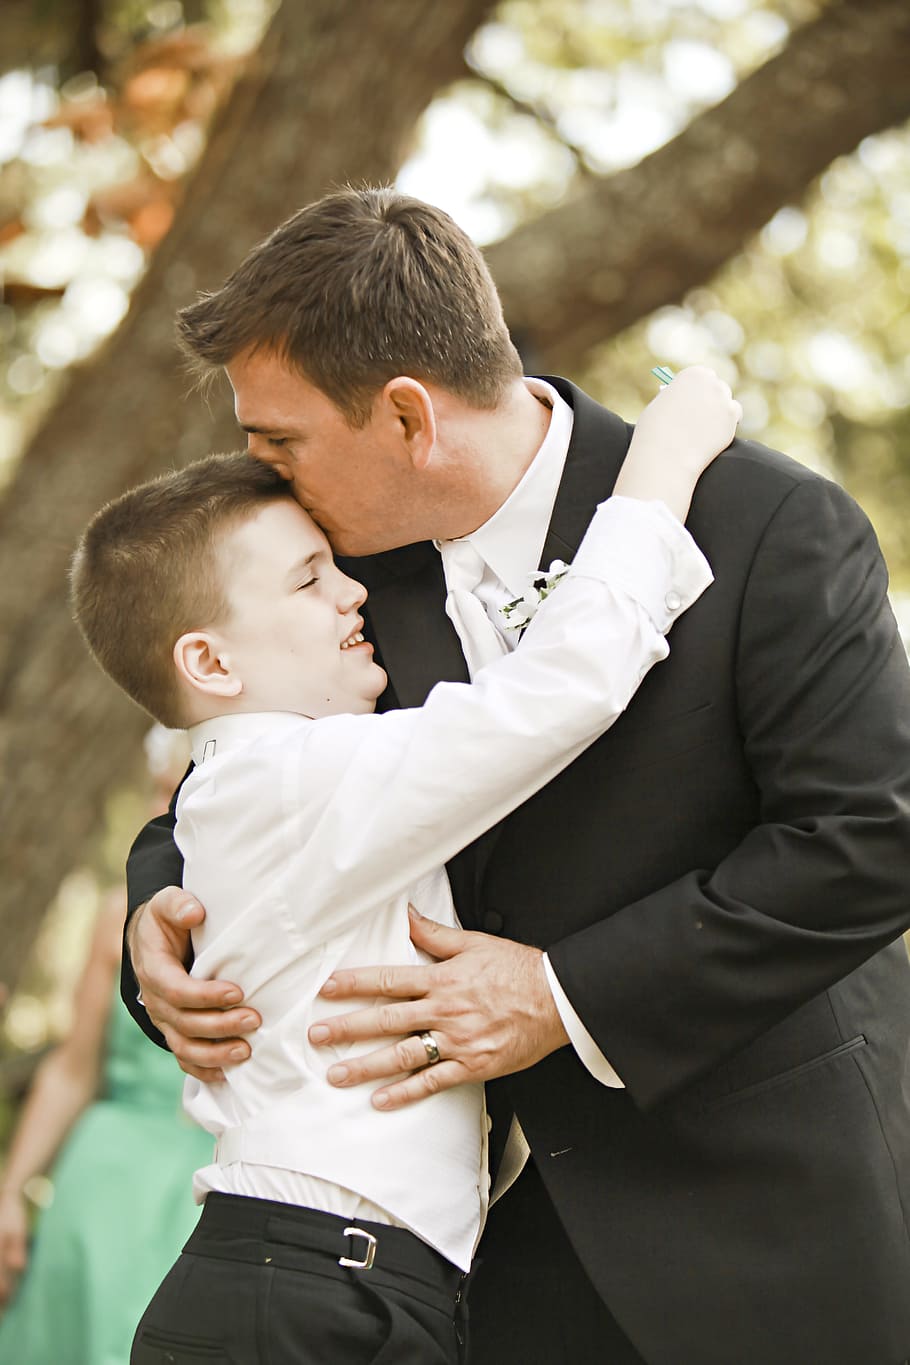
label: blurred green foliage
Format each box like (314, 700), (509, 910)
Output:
(442, 0), (910, 585)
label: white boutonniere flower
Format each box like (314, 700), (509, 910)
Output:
(499, 560), (570, 631)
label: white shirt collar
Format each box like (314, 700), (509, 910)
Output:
(447, 378), (574, 598)
(187, 710), (308, 766)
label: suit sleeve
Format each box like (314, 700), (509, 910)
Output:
(547, 475), (910, 1109)
(121, 780), (187, 1046)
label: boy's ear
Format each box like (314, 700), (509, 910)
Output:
(380, 377), (436, 471)
(173, 631), (242, 699)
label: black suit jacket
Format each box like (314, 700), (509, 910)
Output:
(125, 380), (910, 1365)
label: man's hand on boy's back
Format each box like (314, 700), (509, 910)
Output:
(128, 887), (260, 1081)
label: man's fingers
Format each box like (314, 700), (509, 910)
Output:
(371, 1061), (466, 1110)
(325, 1033), (444, 1087)
(161, 1023), (252, 1069)
(154, 1004), (260, 1043)
(155, 891), (206, 929)
(309, 1001), (425, 1047)
(406, 909), (477, 960)
(128, 889), (202, 956)
(144, 973), (249, 1022)
(144, 885), (205, 925)
(320, 1034), (470, 1107)
(177, 1060), (228, 1084)
(319, 965), (431, 1002)
(317, 918), (479, 1001)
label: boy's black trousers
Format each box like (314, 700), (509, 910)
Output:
(130, 1192), (467, 1364)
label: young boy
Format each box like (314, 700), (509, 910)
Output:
(70, 368), (736, 1365)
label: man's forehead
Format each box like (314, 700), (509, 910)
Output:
(231, 388), (304, 435)
(227, 352), (321, 427)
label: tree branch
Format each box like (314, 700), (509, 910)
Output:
(462, 59), (595, 179)
(487, 0), (910, 370)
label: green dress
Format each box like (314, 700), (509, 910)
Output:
(0, 987), (213, 1364)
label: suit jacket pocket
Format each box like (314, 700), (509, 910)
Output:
(702, 1035), (867, 1113)
(598, 698), (717, 775)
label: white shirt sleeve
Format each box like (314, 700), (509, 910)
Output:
(271, 497), (713, 948)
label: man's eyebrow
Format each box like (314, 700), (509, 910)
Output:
(240, 422), (287, 436)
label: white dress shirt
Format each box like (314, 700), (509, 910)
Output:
(178, 495), (712, 1271)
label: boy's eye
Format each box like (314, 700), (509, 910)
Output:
(269, 436), (288, 449)
(297, 577), (318, 591)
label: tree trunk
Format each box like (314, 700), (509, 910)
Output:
(488, 0), (910, 370)
(0, 0), (497, 992)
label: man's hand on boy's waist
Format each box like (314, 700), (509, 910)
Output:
(128, 886), (260, 1083)
(308, 907), (570, 1109)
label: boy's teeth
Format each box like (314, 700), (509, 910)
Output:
(341, 631), (364, 650)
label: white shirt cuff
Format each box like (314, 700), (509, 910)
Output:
(570, 496), (713, 635)
(542, 953), (624, 1088)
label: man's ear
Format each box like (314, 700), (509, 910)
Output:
(380, 377), (437, 471)
(173, 631), (243, 700)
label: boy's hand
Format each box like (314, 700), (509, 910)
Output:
(127, 887), (260, 1082)
(614, 365), (741, 522)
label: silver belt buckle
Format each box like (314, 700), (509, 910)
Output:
(339, 1226), (377, 1270)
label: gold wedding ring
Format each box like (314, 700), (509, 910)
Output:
(418, 1030), (441, 1066)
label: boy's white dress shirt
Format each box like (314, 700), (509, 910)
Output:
(179, 496), (712, 1272)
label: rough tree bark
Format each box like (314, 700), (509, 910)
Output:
(0, 0), (498, 991)
(1, 0), (908, 989)
(488, 0), (910, 369)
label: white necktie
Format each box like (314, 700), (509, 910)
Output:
(439, 538), (509, 680)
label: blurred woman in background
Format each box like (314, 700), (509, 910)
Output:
(0, 728), (211, 1365)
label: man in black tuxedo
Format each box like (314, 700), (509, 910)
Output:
(124, 188), (910, 1365)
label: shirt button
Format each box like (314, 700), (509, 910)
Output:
(483, 911), (504, 933)
(665, 590), (682, 611)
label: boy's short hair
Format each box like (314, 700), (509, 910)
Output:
(71, 453), (291, 728)
(177, 186), (523, 426)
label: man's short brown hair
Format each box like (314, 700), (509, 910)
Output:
(71, 454), (290, 728)
(177, 186), (523, 425)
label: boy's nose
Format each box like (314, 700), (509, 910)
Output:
(338, 573), (367, 610)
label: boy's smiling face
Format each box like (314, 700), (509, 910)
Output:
(212, 498), (387, 718)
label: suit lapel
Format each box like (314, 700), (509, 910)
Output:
(468, 381), (634, 910)
(537, 378), (632, 572)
